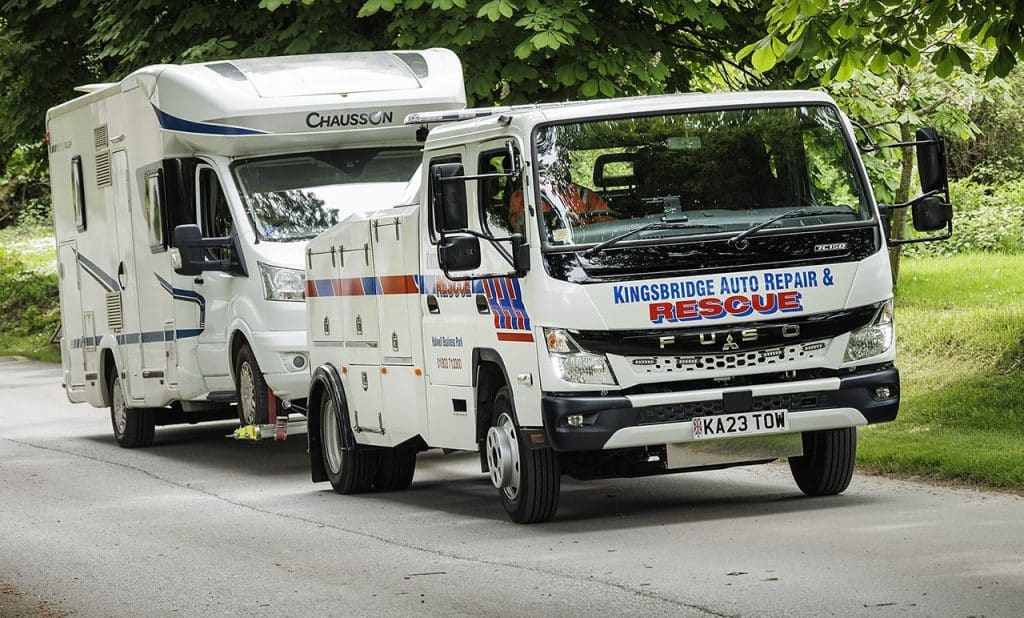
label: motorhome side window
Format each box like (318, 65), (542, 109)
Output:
(477, 149), (522, 235)
(144, 171), (164, 250)
(71, 156), (86, 231)
(198, 167), (233, 239)
(427, 154), (462, 242)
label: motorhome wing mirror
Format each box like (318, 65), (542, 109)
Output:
(593, 152), (636, 188)
(172, 224), (205, 276)
(916, 127), (948, 195)
(911, 195), (953, 232)
(430, 162), (468, 232)
(438, 232), (481, 272)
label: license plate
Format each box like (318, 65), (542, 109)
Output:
(692, 409), (789, 440)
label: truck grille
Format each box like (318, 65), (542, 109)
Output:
(629, 340), (830, 376)
(636, 391), (837, 425)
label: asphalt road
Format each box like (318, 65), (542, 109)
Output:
(1, 357), (1022, 617)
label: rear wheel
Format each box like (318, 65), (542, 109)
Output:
(109, 374), (155, 448)
(235, 343), (269, 426)
(789, 427), (857, 496)
(373, 445), (417, 491)
(486, 386), (560, 523)
(320, 395), (376, 494)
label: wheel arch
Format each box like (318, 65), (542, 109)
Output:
(228, 329), (251, 383)
(307, 363), (357, 483)
(99, 346), (118, 408)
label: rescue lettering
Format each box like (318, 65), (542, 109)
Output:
(648, 291), (803, 324)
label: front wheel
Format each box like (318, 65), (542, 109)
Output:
(788, 427), (857, 496)
(486, 387), (560, 524)
(235, 343), (269, 426)
(109, 375), (155, 448)
(320, 395), (376, 494)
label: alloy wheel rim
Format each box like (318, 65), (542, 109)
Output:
(112, 380), (127, 436)
(322, 400), (342, 474)
(239, 362), (256, 424)
(486, 412), (521, 500)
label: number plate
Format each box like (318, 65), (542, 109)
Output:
(691, 409), (789, 440)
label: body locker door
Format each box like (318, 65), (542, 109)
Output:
(111, 149), (145, 399)
(57, 241), (87, 390)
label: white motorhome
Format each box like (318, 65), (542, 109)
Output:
(304, 91), (952, 523)
(47, 50), (466, 447)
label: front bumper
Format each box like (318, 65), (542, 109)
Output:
(249, 329), (310, 401)
(541, 366), (899, 452)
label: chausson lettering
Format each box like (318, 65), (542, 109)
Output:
(305, 110), (394, 129)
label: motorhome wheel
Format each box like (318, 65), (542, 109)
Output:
(235, 344), (269, 426)
(108, 374), (155, 448)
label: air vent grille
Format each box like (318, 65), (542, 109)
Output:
(106, 292), (123, 331)
(94, 125), (108, 150)
(95, 151), (112, 187)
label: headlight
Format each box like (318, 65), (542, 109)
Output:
(258, 263), (306, 302)
(544, 328), (617, 386)
(844, 300), (894, 361)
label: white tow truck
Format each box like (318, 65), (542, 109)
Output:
(303, 91), (952, 522)
(47, 49), (466, 447)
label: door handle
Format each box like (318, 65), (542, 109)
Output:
(475, 294), (490, 314)
(426, 294), (440, 314)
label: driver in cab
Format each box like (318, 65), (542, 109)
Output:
(507, 179), (615, 235)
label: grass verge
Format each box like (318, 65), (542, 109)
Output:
(858, 253), (1024, 488)
(0, 225), (60, 363)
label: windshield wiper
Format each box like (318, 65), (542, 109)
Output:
(725, 208), (852, 250)
(581, 218), (722, 258)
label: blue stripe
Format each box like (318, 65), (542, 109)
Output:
(71, 329), (201, 349)
(315, 280), (333, 297)
(155, 274), (206, 328)
(361, 277), (380, 295)
(76, 252), (119, 292)
(152, 105), (267, 136)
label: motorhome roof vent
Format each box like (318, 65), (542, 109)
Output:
(206, 62), (248, 82)
(95, 151), (112, 187)
(94, 125), (108, 150)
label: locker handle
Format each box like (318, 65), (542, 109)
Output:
(426, 294), (440, 314)
(475, 294), (490, 314)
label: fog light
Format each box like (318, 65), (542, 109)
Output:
(292, 355), (307, 369)
(875, 386), (892, 399)
(566, 414), (584, 427)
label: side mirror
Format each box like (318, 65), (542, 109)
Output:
(593, 152), (636, 188)
(430, 162), (468, 232)
(911, 195), (952, 232)
(916, 127), (947, 195)
(172, 224), (205, 276)
(438, 232), (481, 272)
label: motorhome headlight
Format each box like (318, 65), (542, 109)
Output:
(844, 299), (894, 361)
(544, 328), (617, 386)
(259, 263), (306, 302)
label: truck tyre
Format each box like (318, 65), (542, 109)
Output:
(789, 427), (857, 496)
(235, 343), (269, 426)
(320, 396), (376, 494)
(486, 386), (560, 524)
(373, 446), (417, 491)
(109, 374), (155, 448)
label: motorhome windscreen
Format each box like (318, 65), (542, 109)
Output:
(532, 105), (869, 248)
(233, 148), (422, 242)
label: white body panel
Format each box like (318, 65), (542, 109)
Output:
(48, 50), (466, 415)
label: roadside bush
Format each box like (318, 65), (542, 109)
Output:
(0, 246), (59, 337)
(0, 142), (51, 228)
(902, 178), (1024, 257)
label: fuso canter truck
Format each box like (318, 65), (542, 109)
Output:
(303, 91), (953, 523)
(47, 50), (466, 447)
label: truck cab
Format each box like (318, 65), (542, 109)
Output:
(304, 91), (952, 522)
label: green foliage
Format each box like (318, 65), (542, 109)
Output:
(859, 254), (1024, 488)
(0, 142), (51, 227)
(902, 178), (1024, 257)
(0, 237), (60, 362)
(745, 1), (1024, 84)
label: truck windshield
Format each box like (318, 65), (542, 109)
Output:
(533, 105), (868, 248)
(233, 147), (422, 242)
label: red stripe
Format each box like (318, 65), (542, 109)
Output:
(497, 332), (534, 342)
(306, 280), (318, 297)
(378, 274), (419, 295)
(331, 279), (344, 296)
(339, 278), (364, 296)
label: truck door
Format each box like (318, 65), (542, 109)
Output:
(111, 149), (145, 400)
(194, 164), (236, 381)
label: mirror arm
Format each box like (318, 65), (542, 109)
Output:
(886, 189), (943, 210)
(437, 228), (529, 281)
(887, 220), (953, 246)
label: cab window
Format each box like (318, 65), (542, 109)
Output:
(477, 148), (523, 236)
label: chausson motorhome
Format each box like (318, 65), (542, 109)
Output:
(48, 50), (466, 447)
(303, 92), (952, 522)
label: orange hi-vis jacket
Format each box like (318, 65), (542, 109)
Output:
(508, 183), (614, 232)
